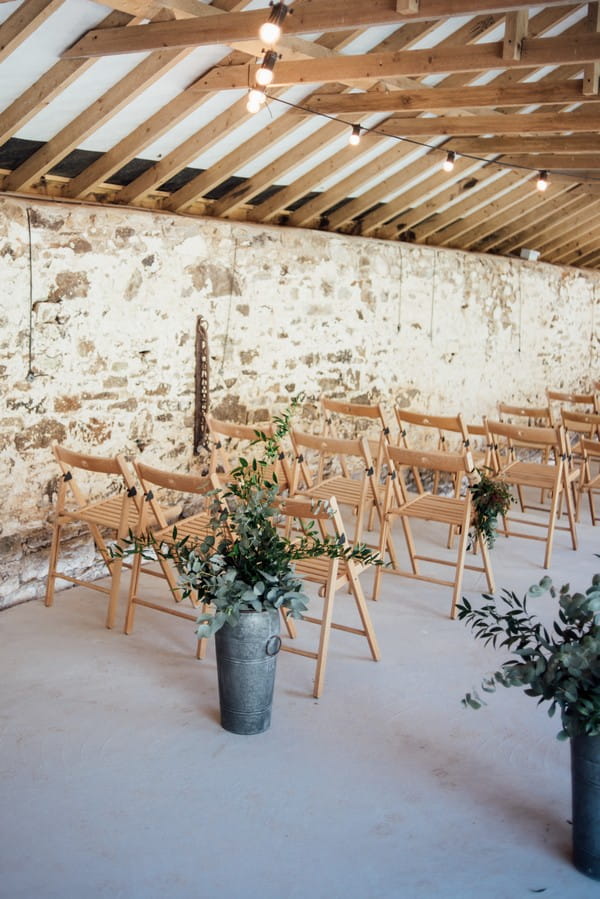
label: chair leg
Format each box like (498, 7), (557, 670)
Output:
(313, 581), (337, 699)
(562, 472), (579, 552)
(105, 555), (123, 630)
(478, 534), (495, 594)
(400, 515), (420, 576)
(45, 520), (63, 608)
(280, 606), (297, 639)
(372, 518), (390, 601)
(124, 551), (142, 635)
(543, 485), (562, 569)
(449, 519), (470, 620)
(346, 564), (380, 662)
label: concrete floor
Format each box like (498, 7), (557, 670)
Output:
(2, 513), (600, 899)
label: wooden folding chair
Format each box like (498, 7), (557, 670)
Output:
(289, 429), (386, 557)
(125, 462), (221, 657)
(561, 408), (600, 447)
(547, 389), (598, 425)
(485, 419), (578, 568)
(498, 402), (554, 509)
(559, 409), (600, 515)
(277, 495), (380, 698)
(372, 445), (494, 619)
(321, 395), (392, 474)
(463, 419), (491, 472)
(206, 415), (293, 494)
(207, 416), (272, 472)
(575, 436), (600, 525)
(45, 443), (140, 629)
(498, 402), (553, 427)
(394, 408), (472, 495)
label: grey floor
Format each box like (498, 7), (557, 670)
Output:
(2, 512), (600, 899)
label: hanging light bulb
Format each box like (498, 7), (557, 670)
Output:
(258, 2), (289, 45)
(256, 49), (278, 87)
(349, 124), (361, 147)
(246, 88), (266, 114)
(442, 151), (456, 173)
(536, 170), (549, 192)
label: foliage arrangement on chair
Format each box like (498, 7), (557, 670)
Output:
(122, 398), (381, 638)
(458, 576), (600, 739)
(468, 467), (515, 549)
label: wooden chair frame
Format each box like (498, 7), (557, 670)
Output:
(206, 415), (292, 494)
(547, 389), (599, 425)
(277, 495), (380, 698)
(45, 443), (140, 629)
(372, 445), (494, 619)
(498, 402), (554, 509)
(321, 396), (392, 478)
(125, 462), (221, 657)
(485, 419), (578, 568)
(576, 436), (600, 525)
(393, 408), (472, 496)
(289, 429), (388, 559)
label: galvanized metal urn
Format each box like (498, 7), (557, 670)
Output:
(571, 734), (600, 880)
(214, 608), (281, 735)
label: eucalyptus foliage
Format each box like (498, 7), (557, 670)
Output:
(468, 467), (515, 550)
(458, 576), (600, 739)
(125, 398), (381, 638)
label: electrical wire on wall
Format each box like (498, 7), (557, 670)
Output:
(517, 263), (523, 355)
(396, 245), (403, 334)
(429, 253), (437, 344)
(26, 207), (35, 381)
(591, 281), (598, 372)
(219, 234), (238, 377)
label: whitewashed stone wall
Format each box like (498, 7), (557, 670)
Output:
(1, 195), (598, 608)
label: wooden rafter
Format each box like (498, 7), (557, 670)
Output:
(0, 1), (599, 269)
(61, 1), (581, 58)
(292, 82), (599, 116)
(192, 34), (600, 92)
(0, 0), (65, 65)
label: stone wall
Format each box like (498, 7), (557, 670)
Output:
(1, 195), (598, 608)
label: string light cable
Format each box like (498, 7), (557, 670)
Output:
(256, 93), (600, 189)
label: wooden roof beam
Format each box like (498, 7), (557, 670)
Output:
(61, 1), (580, 58)
(450, 134), (600, 155)
(503, 9), (528, 60)
(3, 40), (193, 193)
(63, 6), (434, 203)
(431, 174), (547, 246)
(0, 0), (65, 65)
(290, 80), (597, 115)
(191, 34), (600, 92)
(323, 146), (449, 231)
(358, 156), (494, 236)
(561, 240), (600, 268)
(165, 108), (325, 213)
(455, 182), (576, 250)
(198, 13), (453, 218)
(499, 154), (600, 171)
(476, 188), (587, 251)
(544, 211), (600, 262)
(0, 10), (133, 145)
(283, 6), (581, 230)
(584, 2), (600, 95)
(375, 168), (518, 241)
(494, 194), (600, 253)
(113, 92), (266, 205)
(378, 109), (600, 137)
